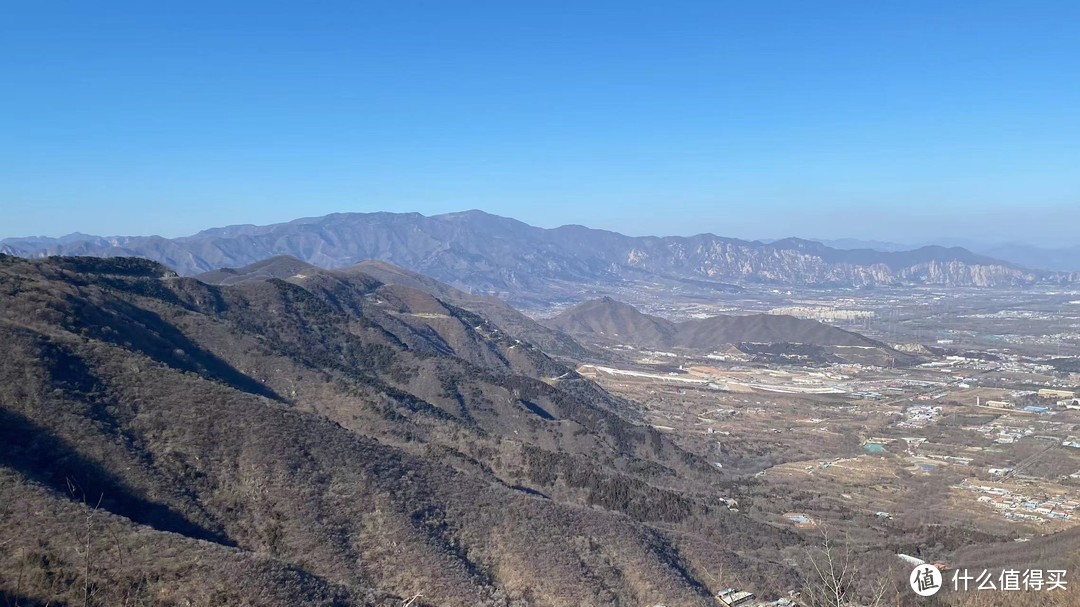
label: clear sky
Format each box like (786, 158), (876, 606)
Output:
(3, 1), (1079, 245)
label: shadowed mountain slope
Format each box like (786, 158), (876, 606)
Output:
(0, 254), (801, 606)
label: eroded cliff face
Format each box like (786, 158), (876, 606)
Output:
(622, 240), (1040, 287)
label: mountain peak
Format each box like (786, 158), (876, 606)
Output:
(547, 297), (676, 345)
(194, 255), (323, 285)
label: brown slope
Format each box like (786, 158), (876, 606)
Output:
(0, 468), (388, 607)
(201, 256), (600, 362)
(0, 325), (716, 606)
(0, 255), (802, 605)
(199, 270), (706, 480)
(347, 259), (601, 361)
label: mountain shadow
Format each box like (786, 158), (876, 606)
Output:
(0, 407), (234, 546)
(65, 294), (283, 402)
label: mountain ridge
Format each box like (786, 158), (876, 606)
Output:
(195, 256), (602, 362)
(5, 211), (1075, 305)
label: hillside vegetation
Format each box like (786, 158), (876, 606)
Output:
(0, 254), (802, 606)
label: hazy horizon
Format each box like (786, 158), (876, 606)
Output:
(4, 206), (1079, 252)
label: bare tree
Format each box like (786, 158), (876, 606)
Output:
(800, 527), (892, 607)
(66, 478), (103, 607)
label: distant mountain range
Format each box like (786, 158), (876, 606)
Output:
(545, 296), (918, 366)
(5, 211), (1076, 305)
(817, 238), (1080, 273)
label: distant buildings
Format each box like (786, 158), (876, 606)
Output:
(897, 554), (927, 567)
(960, 483), (1077, 522)
(767, 306), (873, 322)
(784, 513), (816, 528)
(718, 588), (755, 606)
(897, 405), (942, 429)
(1038, 388), (1075, 399)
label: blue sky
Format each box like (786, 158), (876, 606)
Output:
(3, 1), (1079, 245)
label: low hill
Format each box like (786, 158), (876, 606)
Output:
(675, 313), (882, 349)
(194, 254), (325, 285)
(545, 296), (677, 346)
(547, 297), (917, 366)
